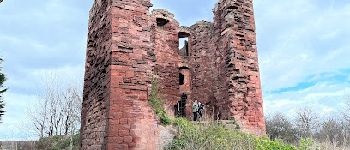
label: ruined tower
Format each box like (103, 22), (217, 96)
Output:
(81, 0), (158, 149)
(81, 0), (265, 149)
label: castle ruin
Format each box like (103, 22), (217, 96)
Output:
(81, 0), (265, 149)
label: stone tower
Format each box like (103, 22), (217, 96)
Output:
(80, 0), (158, 149)
(81, 0), (265, 149)
(212, 0), (265, 134)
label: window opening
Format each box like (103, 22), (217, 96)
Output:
(156, 18), (169, 27)
(178, 32), (190, 56)
(179, 73), (185, 85)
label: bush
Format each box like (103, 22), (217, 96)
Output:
(167, 118), (313, 150)
(266, 113), (298, 144)
(256, 138), (296, 150)
(36, 134), (80, 150)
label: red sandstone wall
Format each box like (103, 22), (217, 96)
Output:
(81, 0), (159, 149)
(179, 68), (191, 96)
(81, 1), (112, 149)
(189, 21), (218, 118)
(213, 0), (266, 134)
(187, 0), (265, 134)
(108, 0), (159, 149)
(81, 0), (266, 149)
(150, 9), (182, 117)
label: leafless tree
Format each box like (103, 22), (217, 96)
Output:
(61, 87), (82, 136)
(343, 96), (350, 123)
(29, 74), (82, 139)
(341, 96), (350, 146)
(31, 99), (48, 138)
(315, 118), (344, 146)
(295, 107), (319, 138)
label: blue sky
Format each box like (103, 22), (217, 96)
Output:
(0, 0), (350, 140)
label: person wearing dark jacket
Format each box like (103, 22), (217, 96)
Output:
(197, 102), (204, 119)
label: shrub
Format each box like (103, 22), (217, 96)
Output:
(35, 134), (80, 150)
(256, 138), (296, 150)
(167, 118), (312, 150)
(266, 113), (299, 144)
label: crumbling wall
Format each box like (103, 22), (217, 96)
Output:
(150, 9), (182, 117)
(81, 0), (159, 149)
(81, 0), (112, 149)
(189, 21), (218, 118)
(107, 0), (159, 149)
(186, 0), (265, 134)
(213, 0), (265, 134)
(81, 0), (266, 149)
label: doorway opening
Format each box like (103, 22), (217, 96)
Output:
(174, 94), (187, 117)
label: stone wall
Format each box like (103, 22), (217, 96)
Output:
(81, 0), (111, 149)
(213, 0), (265, 134)
(81, 0), (159, 149)
(186, 0), (265, 135)
(150, 9), (182, 117)
(189, 21), (217, 117)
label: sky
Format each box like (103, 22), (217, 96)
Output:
(0, 0), (350, 140)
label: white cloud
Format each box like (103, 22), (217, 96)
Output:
(256, 0), (350, 91)
(0, 0), (99, 141)
(263, 81), (350, 118)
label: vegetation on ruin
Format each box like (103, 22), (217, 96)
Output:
(149, 78), (172, 125)
(164, 107), (350, 150)
(149, 79), (350, 149)
(165, 118), (316, 150)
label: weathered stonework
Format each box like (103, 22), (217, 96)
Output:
(81, 0), (265, 149)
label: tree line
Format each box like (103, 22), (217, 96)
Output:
(266, 101), (350, 148)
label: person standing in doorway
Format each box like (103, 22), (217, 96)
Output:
(192, 100), (198, 121)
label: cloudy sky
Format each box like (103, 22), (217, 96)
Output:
(0, 0), (349, 140)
